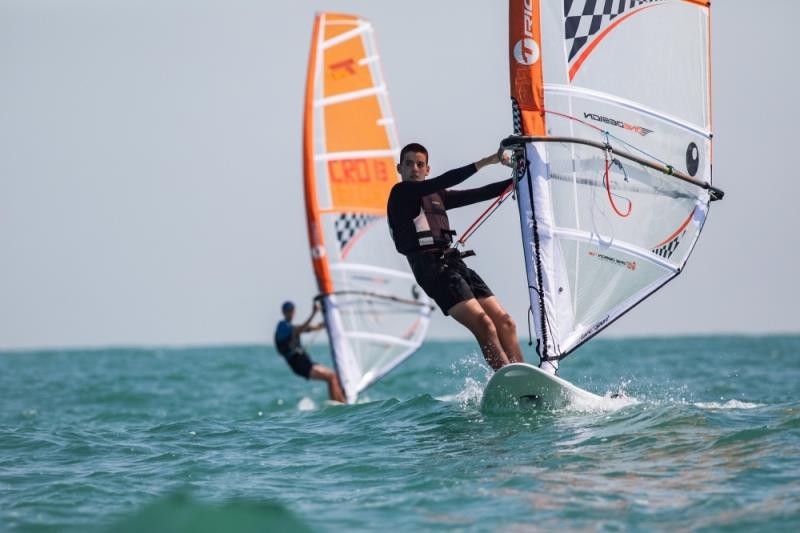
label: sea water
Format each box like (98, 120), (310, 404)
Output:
(2, 335), (799, 532)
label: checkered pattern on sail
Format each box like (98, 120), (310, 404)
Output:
(510, 97), (527, 179)
(511, 97), (523, 136)
(652, 230), (686, 260)
(334, 212), (380, 252)
(564, 0), (664, 62)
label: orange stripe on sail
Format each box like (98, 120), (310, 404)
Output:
(509, 0), (546, 135)
(340, 217), (381, 260)
(304, 13), (333, 294)
(569, 5), (659, 81)
(653, 207), (696, 249)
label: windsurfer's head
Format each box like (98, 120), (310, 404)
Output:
(281, 300), (295, 319)
(398, 143), (430, 182)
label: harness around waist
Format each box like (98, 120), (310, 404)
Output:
(280, 347), (305, 359)
(407, 247), (476, 258)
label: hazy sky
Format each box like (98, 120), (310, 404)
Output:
(1, 1), (797, 350)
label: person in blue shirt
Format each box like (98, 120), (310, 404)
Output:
(274, 300), (345, 403)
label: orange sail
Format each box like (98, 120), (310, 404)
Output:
(303, 13), (430, 404)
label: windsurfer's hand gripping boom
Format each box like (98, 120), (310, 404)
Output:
(386, 142), (525, 371)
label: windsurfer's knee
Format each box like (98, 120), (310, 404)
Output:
(310, 364), (334, 381)
(496, 313), (516, 335)
(474, 313), (497, 340)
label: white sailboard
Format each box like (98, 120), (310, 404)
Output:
(481, 363), (602, 410)
(483, 0), (723, 409)
(303, 13), (431, 404)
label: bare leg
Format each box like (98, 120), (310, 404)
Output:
(477, 296), (524, 364)
(309, 365), (346, 403)
(448, 298), (510, 370)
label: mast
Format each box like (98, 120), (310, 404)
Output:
(507, 0), (719, 363)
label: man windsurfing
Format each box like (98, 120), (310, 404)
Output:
(274, 300), (346, 403)
(387, 143), (532, 371)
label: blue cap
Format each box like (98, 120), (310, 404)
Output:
(281, 301), (295, 313)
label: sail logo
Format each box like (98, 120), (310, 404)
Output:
(588, 250), (636, 271)
(327, 157), (395, 211)
(514, 0), (540, 65)
(583, 112), (653, 136)
(328, 158), (390, 184)
(579, 315), (611, 342)
(329, 58), (358, 80)
(310, 245), (326, 259)
(514, 38), (539, 65)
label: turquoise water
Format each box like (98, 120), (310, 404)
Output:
(2, 336), (799, 532)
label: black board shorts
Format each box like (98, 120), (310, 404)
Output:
(284, 349), (315, 379)
(407, 250), (493, 315)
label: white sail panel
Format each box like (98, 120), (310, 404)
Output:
(303, 13), (430, 403)
(508, 0), (718, 362)
(517, 139), (708, 356)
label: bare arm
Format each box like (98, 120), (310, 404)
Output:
(474, 148), (512, 171)
(473, 152), (500, 171)
(292, 303), (321, 339)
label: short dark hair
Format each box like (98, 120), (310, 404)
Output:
(399, 143), (428, 165)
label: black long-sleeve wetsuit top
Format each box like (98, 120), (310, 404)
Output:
(386, 163), (512, 248)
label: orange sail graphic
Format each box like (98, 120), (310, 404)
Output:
(301, 13), (430, 404)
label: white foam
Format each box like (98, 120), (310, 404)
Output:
(434, 394), (459, 402)
(456, 377), (486, 408)
(565, 392), (640, 413)
(297, 397), (317, 411)
(694, 399), (762, 410)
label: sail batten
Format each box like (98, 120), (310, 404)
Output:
(550, 228), (681, 273)
(544, 85), (712, 139)
(508, 0), (719, 362)
(314, 85), (388, 108)
(321, 24), (372, 50)
(303, 13), (429, 404)
(345, 332), (419, 348)
(314, 149), (399, 161)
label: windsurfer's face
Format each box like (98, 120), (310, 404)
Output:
(397, 152), (430, 182)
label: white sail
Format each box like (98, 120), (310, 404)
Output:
(507, 0), (721, 362)
(303, 13), (431, 403)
